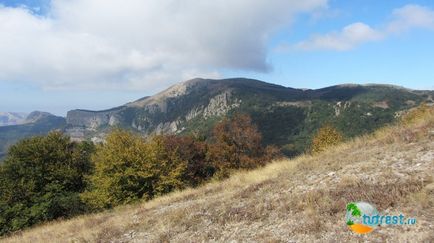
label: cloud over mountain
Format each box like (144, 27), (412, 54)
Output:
(0, 0), (327, 91)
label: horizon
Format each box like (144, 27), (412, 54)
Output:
(1, 0), (434, 115)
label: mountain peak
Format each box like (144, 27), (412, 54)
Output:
(126, 78), (255, 108)
(24, 111), (55, 123)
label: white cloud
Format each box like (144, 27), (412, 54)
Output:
(387, 4), (434, 33)
(0, 0), (327, 90)
(294, 4), (434, 51)
(296, 22), (383, 51)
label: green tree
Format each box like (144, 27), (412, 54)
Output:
(0, 132), (94, 235)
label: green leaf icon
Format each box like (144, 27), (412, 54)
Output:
(347, 203), (361, 217)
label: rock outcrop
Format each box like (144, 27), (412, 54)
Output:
(66, 109), (122, 130)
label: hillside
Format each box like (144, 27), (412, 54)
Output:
(4, 106), (433, 242)
(65, 78), (434, 156)
(0, 112), (66, 160)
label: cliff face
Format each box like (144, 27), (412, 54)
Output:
(66, 109), (122, 130)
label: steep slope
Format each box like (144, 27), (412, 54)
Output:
(5, 106), (433, 242)
(0, 112), (66, 160)
(65, 78), (433, 155)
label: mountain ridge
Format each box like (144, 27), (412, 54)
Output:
(64, 78), (433, 155)
(1, 78), (433, 159)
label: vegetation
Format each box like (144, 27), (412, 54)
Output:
(401, 103), (432, 125)
(0, 102), (431, 237)
(0, 132), (93, 235)
(3, 104), (433, 243)
(310, 124), (343, 154)
(80, 130), (155, 209)
(0, 114), (279, 234)
(81, 131), (213, 210)
(0, 115), (66, 162)
(207, 114), (280, 178)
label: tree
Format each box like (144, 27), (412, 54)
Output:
(207, 114), (279, 178)
(157, 135), (212, 187)
(0, 132), (94, 235)
(144, 135), (188, 196)
(81, 129), (156, 210)
(81, 130), (211, 210)
(310, 124), (343, 154)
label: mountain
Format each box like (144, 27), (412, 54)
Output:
(1, 78), (432, 160)
(0, 112), (28, 126)
(5, 102), (433, 242)
(0, 111), (66, 160)
(65, 78), (434, 156)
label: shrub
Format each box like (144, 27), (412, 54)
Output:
(310, 124), (343, 154)
(401, 103), (432, 125)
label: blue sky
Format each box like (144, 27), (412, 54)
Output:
(0, 0), (433, 115)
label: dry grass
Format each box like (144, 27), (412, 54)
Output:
(2, 106), (434, 242)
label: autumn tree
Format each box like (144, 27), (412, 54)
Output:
(81, 129), (157, 209)
(158, 135), (212, 187)
(207, 114), (279, 178)
(310, 124), (343, 154)
(81, 130), (211, 210)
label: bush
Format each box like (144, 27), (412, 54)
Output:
(401, 103), (432, 125)
(310, 124), (343, 154)
(0, 132), (94, 235)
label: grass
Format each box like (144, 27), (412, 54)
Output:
(2, 105), (434, 242)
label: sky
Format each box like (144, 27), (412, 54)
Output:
(0, 0), (433, 116)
